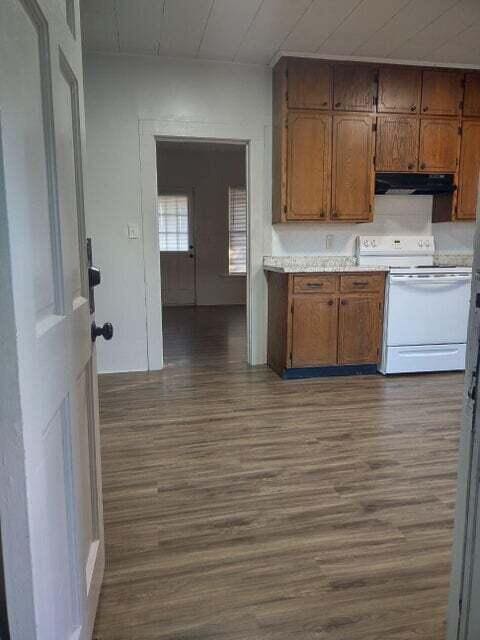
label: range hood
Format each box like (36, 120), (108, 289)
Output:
(375, 173), (456, 195)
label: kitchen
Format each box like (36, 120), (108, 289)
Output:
(265, 58), (475, 379)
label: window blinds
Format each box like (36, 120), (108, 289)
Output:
(228, 187), (247, 274)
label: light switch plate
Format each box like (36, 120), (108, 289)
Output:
(127, 223), (140, 239)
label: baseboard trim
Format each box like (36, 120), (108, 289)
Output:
(281, 364), (378, 380)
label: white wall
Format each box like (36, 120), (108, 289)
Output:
(272, 195), (475, 256)
(84, 52), (475, 373)
(157, 142), (246, 306)
(84, 53), (271, 373)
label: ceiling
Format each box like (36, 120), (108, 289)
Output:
(80, 0), (480, 67)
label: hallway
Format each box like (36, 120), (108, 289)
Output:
(94, 306), (462, 639)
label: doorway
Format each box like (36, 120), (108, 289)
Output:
(156, 141), (248, 366)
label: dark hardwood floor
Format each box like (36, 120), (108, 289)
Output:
(94, 305), (463, 640)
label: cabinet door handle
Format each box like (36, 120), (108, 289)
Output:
(407, 163), (414, 170)
(410, 105), (416, 112)
(420, 162), (426, 170)
(322, 101), (328, 106)
(423, 106), (429, 112)
(328, 299), (334, 306)
(335, 102), (341, 108)
(341, 300), (347, 306)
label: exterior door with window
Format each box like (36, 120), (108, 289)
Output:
(159, 192), (196, 306)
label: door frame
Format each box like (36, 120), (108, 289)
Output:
(139, 119), (268, 369)
(159, 187), (197, 306)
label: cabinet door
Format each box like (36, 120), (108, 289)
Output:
(332, 115), (374, 221)
(376, 116), (419, 172)
(286, 112), (332, 220)
(419, 118), (460, 172)
(457, 120), (480, 221)
(338, 296), (381, 365)
(291, 296), (338, 367)
(463, 73), (480, 117)
(378, 66), (421, 114)
(333, 65), (377, 112)
(288, 59), (332, 110)
(421, 69), (464, 116)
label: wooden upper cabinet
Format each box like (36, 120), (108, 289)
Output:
(286, 112), (331, 220)
(456, 120), (480, 221)
(338, 296), (381, 365)
(376, 116), (419, 172)
(331, 115), (374, 221)
(463, 73), (480, 117)
(421, 69), (464, 116)
(333, 65), (377, 112)
(418, 118), (460, 172)
(287, 59), (332, 110)
(291, 296), (338, 367)
(377, 66), (421, 114)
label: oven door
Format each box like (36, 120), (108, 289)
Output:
(386, 273), (471, 346)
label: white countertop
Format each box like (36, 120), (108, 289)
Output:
(263, 254), (473, 273)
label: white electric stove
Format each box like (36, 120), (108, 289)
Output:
(357, 235), (472, 374)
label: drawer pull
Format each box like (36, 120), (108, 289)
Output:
(306, 282), (324, 287)
(352, 281), (368, 286)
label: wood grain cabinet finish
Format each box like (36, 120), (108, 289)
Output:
(287, 59), (332, 110)
(331, 115), (374, 221)
(377, 66), (422, 114)
(333, 65), (377, 112)
(419, 118), (460, 172)
(267, 272), (386, 375)
(338, 296), (382, 365)
(291, 296), (338, 367)
(463, 73), (480, 117)
(456, 119), (480, 220)
(375, 115), (419, 172)
(286, 111), (331, 219)
(421, 69), (464, 116)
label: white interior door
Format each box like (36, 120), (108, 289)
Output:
(159, 191), (196, 306)
(0, 1), (104, 638)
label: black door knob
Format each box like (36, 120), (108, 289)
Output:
(91, 322), (114, 342)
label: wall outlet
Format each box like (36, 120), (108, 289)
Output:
(325, 234), (333, 250)
(127, 223), (140, 239)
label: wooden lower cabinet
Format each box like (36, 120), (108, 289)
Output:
(338, 295), (382, 364)
(267, 271), (386, 376)
(291, 296), (338, 367)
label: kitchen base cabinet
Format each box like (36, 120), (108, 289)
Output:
(267, 271), (386, 377)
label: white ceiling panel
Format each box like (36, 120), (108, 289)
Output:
(80, 0), (480, 67)
(197, 0), (263, 61)
(116, 0), (165, 55)
(81, 0), (118, 52)
(353, 0), (458, 58)
(390, 0), (480, 59)
(430, 22), (480, 64)
(157, 0), (214, 58)
(281, 0), (362, 53)
(318, 0), (412, 56)
(234, 0), (314, 64)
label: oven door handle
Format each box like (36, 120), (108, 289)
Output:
(391, 276), (471, 286)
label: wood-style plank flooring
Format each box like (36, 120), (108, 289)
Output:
(94, 305), (463, 640)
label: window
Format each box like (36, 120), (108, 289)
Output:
(228, 187), (247, 274)
(158, 194), (189, 252)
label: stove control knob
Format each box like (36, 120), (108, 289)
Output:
(424, 240), (430, 248)
(363, 239), (369, 248)
(418, 240), (424, 248)
(371, 239), (377, 248)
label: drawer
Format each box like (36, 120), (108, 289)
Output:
(293, 275), (339, 294)
(340, 273), (385, 293)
